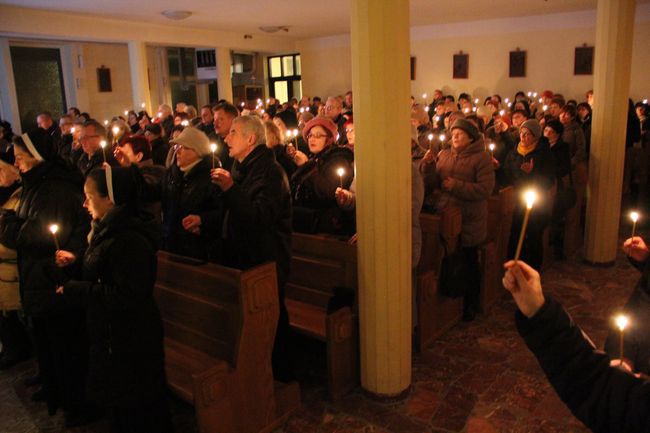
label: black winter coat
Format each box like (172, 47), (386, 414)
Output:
(150, 137), (170, 167)
(220, 145), (292, 287)
(77, 149), (118, 178)
(162, 156), (222, 261)
(61, 205), (167, 407)
(517, 296), (650, 433)
(0, 161), (88, 315)
(290, 145), (354, 235)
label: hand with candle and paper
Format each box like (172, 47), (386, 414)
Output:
(502, 260), (545, 318)
(54, 250), (77, 267)
(210, 168), (234, 191)
(623, 236), (649, 263)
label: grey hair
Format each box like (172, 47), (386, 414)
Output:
(233, 115), (265, 146)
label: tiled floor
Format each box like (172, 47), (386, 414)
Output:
(0, 235), (639, 432)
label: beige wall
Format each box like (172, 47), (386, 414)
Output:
(78, 43), (133, 122)
(299, 6), (650, 102)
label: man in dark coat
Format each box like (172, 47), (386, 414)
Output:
(0, 129), (92, 426)
(144, 124), (170, 167)
(77, 120), (118, 177)
(37, 111), (61, 148)
(324, 96), (348, 146)
(208, 102), (237, 171)
(211, 115), (292, 381)
(503, 259), (650, 433)
(162, 126), (222, 262)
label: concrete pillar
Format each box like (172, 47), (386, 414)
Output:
(128, 41), (152, 113)
(216, 47), (233, 103)
(0, 38), (21, 133)
(584, 0), (636, 264)
(351, 0), (412, 398)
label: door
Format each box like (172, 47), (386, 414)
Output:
(10, 46), (67, 132)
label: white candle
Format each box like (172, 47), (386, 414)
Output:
(337, 167), (345, 188)
(181, 120), (189, 127)
(543, 105), (548, 112)
(210, 143), (218, 169)
(100, 140), (107, 163)
(474, 98), (479, 104)
(514, 189), (538, 261)
(615, 314), (629, 366)
(488, 143), (495, 156)
(49, 224), (60, 250)
(630, 211), (640, 239)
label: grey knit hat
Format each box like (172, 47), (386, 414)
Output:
(521, 119), (542, 140)
(450, 118), (480, 142)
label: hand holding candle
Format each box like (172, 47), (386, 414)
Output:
(630, 211), (640, 240)
(488, 143), (496, 157)
(210, 143), (221, 169)
(427, 133), (434, 150)
(49, 224), (60, 250)
(514, 189), (538, 262)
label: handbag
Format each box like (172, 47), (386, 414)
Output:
(555, 173), (577, 213)
(438, 236), (471, 299)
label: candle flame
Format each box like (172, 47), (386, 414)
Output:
(424, 106), (429, 112)
(71, 127), (76, 134)
(499, 110), (506, 116)
(489, 143), (495, 151)
(241, 102), (245, 107)
(533, 92), (538, 97)
(210, 143), (217, 153)
(103, 120), (109, 125)
(422, 93), (427, 99)
(439, 134), (446, 142)
(474, 98), (479, 104)
(266, 98), (270, 104)
(300, 107), (305, 113)
(538, 98), (543, 104)
(524, 190), (537, 209)
(508, 102), (512, 108)
(112, 126), (120, 135)
(505, 98), (510, 103)
(292, 129), (299, 138)
(157, 112), (163, 118)
(181, 120), (189, 127)
(434, 116), (440, 122)
(527, 92), (532, 97)
(124, 110), (129, 116)
(472, 107), (477, 112)
(100, 140), (107, 149)
(615, 314), (629, 331)
(543, 105), (548, 111)
(141, 102), (146, 108)
(644, 99), (648, 104)
(427, 133), (434, 141)
(630, 211), (640, 223)
(49, 224), (59, 234)
(337, 167), (345, 177)
(463, 108), (470, 114)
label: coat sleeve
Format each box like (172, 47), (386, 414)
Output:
(449, 153), (495, 202)
(516, 295), (650, 433)
(62, 233), (155, 311)
(222, 166), (289, 228)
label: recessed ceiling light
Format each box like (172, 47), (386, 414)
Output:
(161, 10), (192, 20)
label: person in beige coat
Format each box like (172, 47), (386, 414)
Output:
(434, 119), (495, 321)
(0, 156), (30, 369)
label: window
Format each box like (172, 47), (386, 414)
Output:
(267, 54), (301, 103)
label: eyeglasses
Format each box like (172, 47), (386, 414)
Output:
(307, 133), (329, 139)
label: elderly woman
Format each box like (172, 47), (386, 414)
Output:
(290, 117), (354, 234)
(55, 166), (172, 432)
(435, 119), (495, 321)
(0, 155), (30, 369)
(504, 119), (555, 270)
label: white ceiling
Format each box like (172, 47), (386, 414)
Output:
(0, 0), (644, 39)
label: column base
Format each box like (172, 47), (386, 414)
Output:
(361, 384), (411, 403)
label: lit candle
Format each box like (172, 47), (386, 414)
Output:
(507, 102), (512, 108)
(543, 105), (548, 112)
(514, 189), (538, 261)
(527, 91), (532, 97)
(472, 107), (477, 112)
(299, 107), (305, 113)
(210, 143), (218, 169)
(538, 98), (543, 104)
(49, 224), (61, 250)
(241, 102), (245, 108)
(124, 110), (129, 116)
(505, 98), (510, 104)
(439, 134), (446, 142)
(422, 93), (427, 103)
(100, 140), (107, 163)
(644, 99), (648, 105)
(424, 106), (430, 112)
(427, 133), (434, 150)
(615, 314), (629, 366)
(630, 211), (640, 240)
(337, 167), (345, 188)
(181, 120), (189, 127)
(533, 92), (538, 98)
(434, 116), (440, 123)
(488, 143), (495, 157)
(103, 120), (109, 126)
(141, 102), (146, 109)
(257, 98), (262, 104)
(71, 127), (76, 134)
(499, 109), (506, 116)
(463, 108), (470, 114)
(474, 98), (479, 105)
(157, 112), (163, 119)
(266, 98), (270, 104)
(111, 126), (120, 145)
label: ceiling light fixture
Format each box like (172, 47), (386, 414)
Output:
(161, 10), (192, 20)
(259, 26), (290, 33)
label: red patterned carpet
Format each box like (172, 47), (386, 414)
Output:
(0, 233), (639, 433)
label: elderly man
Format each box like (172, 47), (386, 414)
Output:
(77, 120), (117, 177)
(209, 102), (238, 170)
(324, 96), (348, 145)
(157, 104), (174, 138)
(211, 115), (292, 381)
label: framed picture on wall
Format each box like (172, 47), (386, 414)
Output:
(453, 52), (468, 79)
(410, 56), (416, 81)
(574, 46), (594, 75)
(509, 50), (526, 77)
(97, 66), (112, 92)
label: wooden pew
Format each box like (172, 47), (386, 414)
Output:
(415, 208), (463, 350)
(154, 252), (300, 433)
(285, 234), (358, 401)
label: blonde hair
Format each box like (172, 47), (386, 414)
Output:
(264, 120), (284, 148)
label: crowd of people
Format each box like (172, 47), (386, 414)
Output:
(0, 86), (649, 432)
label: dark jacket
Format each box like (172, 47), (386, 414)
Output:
(150, 137), (170, 167)
(272, 145), (297, 179)
(562, 120), (587, 167)
(435, 136), (495, 247)
(0, 161), (88, 316)
(549, 138), (572, 181)
(220, 145), (292, 287)
(162, 156), (222, 261)
(61, 205), (167, 407)
(485, 125), (518, 188)
(290, 145), (354, 235)
(77, 149), (118, 178)
(517, 296), (650, 433)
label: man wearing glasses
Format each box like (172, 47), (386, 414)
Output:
(77, 120), (117, 177)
